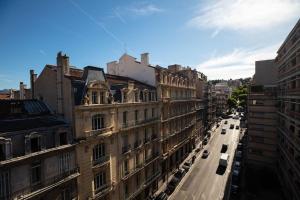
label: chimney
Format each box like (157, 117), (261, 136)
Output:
(30, 70), (37, 99)
(56, 51), (70, 75)
(19, 82), (25, 100)
(141, 53), (149, 66)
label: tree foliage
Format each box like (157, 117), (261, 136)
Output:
(228, 85), (248, 108)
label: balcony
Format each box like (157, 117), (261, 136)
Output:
(14, 167), (79, 199)
(85, 126), (113, 138)
(93, 155), (110, 166)
(120, 118), (159, 130)
(94, 183), (113, 199)
(134, 140), (142, 149)
(122, 145), (131, 154)
(144, 137), (151, 144)
(151, 134), (158, 141)
(145, 152), (160, 164)
(144, 171), (161, 186)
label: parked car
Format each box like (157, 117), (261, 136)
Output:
(221, 144), (228, 153)
(155, 192), (168, 200)
(165, 177), (180, 195)
(182, 161), (192, 172)
(230, 124), (234, 129)
(174, 168), (186, 180)
(234, 161), (241, 170)
(236, 151), (243, 161)
(231, 185), (239, 195)
(195, 147), (201, 153)
(221, 128), (226, 134)
(202, 149), (210, 158)
(203, 138), (208, 145)
(224, 120), (228, 124)
(237, 143), (243, 150)
(235, 125), (240, 129)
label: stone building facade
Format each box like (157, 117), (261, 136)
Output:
(0, 100), (78, 200)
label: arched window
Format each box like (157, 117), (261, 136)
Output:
(92, 114), (105, 130)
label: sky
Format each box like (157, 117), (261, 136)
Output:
(0, 0), (299, 89)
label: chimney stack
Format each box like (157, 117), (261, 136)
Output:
(30, 69), (37, 99)
(141, 53), (149, 66)
(19, 82), (25, 100)
(56, 51), (70, 75)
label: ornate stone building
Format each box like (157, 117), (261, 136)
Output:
(0, 100), (78, 200)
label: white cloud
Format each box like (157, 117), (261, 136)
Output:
(197, 43), (281, 79)
(129, 3), (163, 15)
(188, 0), (300, 31)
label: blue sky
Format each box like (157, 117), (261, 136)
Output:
(0, 0), (299, 89)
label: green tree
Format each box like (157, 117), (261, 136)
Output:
(227, 97), (237, 110)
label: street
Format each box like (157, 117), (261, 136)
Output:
(169, 118), (240, 200)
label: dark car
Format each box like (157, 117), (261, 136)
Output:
(236, 151), (243, 161)
(203, 138), (208, 145)
(237, 143), (243, 150)
(224, 120), (228, 124)
(165, 177), (180, 195)
(230, 124), (234, 129)
(155, 192), (168, 200)
(182, 161), (192, 172)
(235, 125), (240, 129)
(202, 150), (210, 158)
(221, 144), (228, 153)
(234, 161), (241, 170)
(221, 128), (226, 134)
(174, 168), (186, 180)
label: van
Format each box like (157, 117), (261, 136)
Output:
(219, 153), (229, 167)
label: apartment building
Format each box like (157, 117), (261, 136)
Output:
(107, 55), (200, 187)
(0, 99), (78, 200)
(246, 60), (278, 167)
(276, 19), (300, 200)
(205, 83), (217, 130)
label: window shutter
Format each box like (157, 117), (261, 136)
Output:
(25, 135), (31, 154)
(5, 139), (12, 159)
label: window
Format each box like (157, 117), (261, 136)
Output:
(124, 183), (129, 197)
(92, 114), (105, 130)
(0, 171), (10, 199)
(152, 108), (155, 118)
(31, 162), (41, 185)
(144, 109), (148, 120)
(94, 171), (106, 192)
(0, 144), (4, 161)
(59, 132), (68, 146)
(123, 111), (127, 125)
(92, 91), (98, 104)
(124, 159), (129, 174)
(100, 92), (105, 104)
(135, 110), (139, 123)
(59, 153), (70, 174)
(136, 173), (140, 187)
(31, 137), (41, 153)
(61, 188), (71, 200)
(93, 143), (105, 163)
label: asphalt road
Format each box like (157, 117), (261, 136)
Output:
(169, 118), (240, 200)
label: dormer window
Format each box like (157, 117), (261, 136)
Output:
(59, 132), (68, 146)
(100, 92), (105, 104)
(25, 133), (45, 154)
(92, 91), (98, 104)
